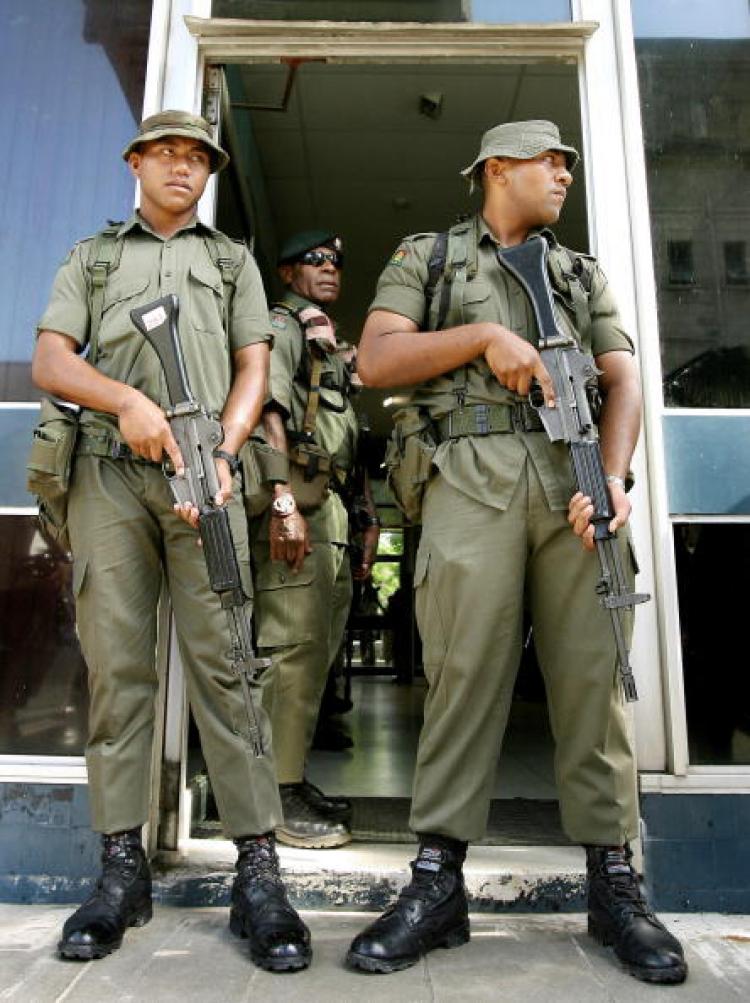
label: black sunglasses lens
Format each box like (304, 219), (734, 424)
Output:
(300, 250), (343, 268)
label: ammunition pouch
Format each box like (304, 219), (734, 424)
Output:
(239, 438), (290, 518)
(384, 406), (437, 524)
(288, 438), (334, 511)
(26, 398), (80, 551)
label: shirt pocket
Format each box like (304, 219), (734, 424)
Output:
(98, 276), (151, 349)
(189, 261), (225, 336)
(460, 277), (492, 324)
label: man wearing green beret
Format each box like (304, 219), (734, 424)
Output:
(32, 110), (310, 972)
(346, 121), (687, 985)
(250, 231), (380, 848)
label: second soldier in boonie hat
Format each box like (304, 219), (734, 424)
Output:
(460, 119), (579, 192)
(122, 109), (230, 173)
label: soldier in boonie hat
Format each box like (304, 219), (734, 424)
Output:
(278, 229), (344, 265)
(122, 109), (230, 173)
(460, 119), (579, 192)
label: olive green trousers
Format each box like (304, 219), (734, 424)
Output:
(253, 539), (352, 784)
(410, 460), (639, 845)
(67, 456), (282, 838)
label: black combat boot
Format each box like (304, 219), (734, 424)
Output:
(346, 835), (470, 973)
(58, 828), (152, 960)
(276, 783), (351, 848)
(230, 833), (312, 972)
(586, 845), (688, 984)
(300, 777), (351, 822)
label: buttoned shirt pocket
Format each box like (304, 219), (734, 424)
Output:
(252, 549), (317, 646)
(189, 261), (225, 335)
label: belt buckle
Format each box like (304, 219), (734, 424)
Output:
(516, 402), (539, 433)
(110, 440), (129, 460)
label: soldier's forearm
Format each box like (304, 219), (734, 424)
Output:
(33, 330), (142, 418)
(220, 343), (269, 454)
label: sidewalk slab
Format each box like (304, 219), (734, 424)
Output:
(1, 905), (748, 1002)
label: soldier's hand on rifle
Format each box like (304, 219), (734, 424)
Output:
(568, 483), (631, 551)
(352, 523), (380, 581)
(484, 325), (556, 404)
(118, 387), (185, 471)
(270, 506), (312, 573)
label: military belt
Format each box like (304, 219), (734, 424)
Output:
(77, 431), (161, 467)
(437, 402), (544, 440)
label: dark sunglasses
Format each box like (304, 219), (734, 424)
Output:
(299, 249), (344, 269)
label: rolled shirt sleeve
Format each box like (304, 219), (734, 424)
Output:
(368, 236), (433, 325)
(36, 243), (92, 349)
(229, 247), (275, 352)
(589, 264), (634, 357)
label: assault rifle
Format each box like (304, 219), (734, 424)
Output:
(497, 236), (648, 702)
(130, 294), (268, 754)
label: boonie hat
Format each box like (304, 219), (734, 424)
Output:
(461, 120), (579, 190)
(278, 230), (343, 265)
(122, 110), (229, 173)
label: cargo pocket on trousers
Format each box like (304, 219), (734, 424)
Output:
(413, 546), (448, 686)
(253, 552), (317, 647)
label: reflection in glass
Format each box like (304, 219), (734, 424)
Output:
(633, 6), (750, 407)
(674, 524), (750, 765)
(213, 0), (571, 23)
(0, 0), (150, 402)
(0, 517), (88, 756)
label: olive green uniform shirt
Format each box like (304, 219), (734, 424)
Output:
(370, 215), (633, 511)
(264, 290), (358, 544)
(38, 212), (273, 432)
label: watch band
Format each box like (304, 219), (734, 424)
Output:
(213, 449), (239, 475)
(605, 474), (626, 490)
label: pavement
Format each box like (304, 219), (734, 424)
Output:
(1, 905), (749, 1002)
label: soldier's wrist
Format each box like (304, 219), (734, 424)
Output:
(605, 474), (626, 490)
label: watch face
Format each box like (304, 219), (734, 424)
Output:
(272, 493), (296, 516)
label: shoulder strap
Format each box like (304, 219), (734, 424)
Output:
(86, 223), (124, 365)
(424, 231), (448, 329)
(548, 245), (594, 342)
(203, 233), (244, 332)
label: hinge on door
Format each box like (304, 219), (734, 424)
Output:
(203, 65), (223, 125)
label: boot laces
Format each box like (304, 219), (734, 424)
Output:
(237, 837), (283, 886)
(600, 850), (651, 920)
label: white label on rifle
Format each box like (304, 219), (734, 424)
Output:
(142, 305), (167, 331)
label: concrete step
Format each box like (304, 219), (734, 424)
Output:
(154, 839), (587, 913)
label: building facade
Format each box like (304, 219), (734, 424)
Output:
(1, 0), (748, 911)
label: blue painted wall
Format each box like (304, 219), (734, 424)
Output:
(642, 793), (750, 913)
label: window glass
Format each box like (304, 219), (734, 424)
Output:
(674, 524), (750, 765)
(0, 0), (150, 402)
(212, 0), (571, 23)
(632, 1), (750, 407)
(0, 518), (88, 756)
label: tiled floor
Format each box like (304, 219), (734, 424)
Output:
(306, 675), (558, 801)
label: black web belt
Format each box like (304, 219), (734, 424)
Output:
(436, 402), (544, 441)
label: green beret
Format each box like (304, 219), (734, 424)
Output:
(278, 230), (343, 264)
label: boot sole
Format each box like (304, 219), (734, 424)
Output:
(229, 908), (312, 973)
(58, 904), (153, 961)
(274, 826), (352, 850)
(346, 922), (470, 974)
(587, 916), (688, 985)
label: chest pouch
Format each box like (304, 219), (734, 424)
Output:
(384, 406), (437, 524)
(26, 398), (80, 551)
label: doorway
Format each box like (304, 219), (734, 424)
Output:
(186, 56), (587, 847)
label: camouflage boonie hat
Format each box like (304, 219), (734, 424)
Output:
(460, 120), (579, 190)
(278, 230), (343, 265)
(122, 110), (229, 173)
